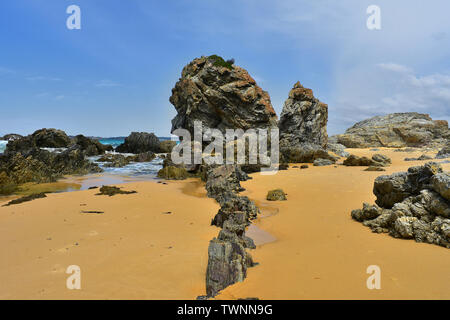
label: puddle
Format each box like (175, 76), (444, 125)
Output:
(246, 224), (277, 246)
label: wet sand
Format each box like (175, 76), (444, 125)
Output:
(217, 148), (450, 299)
(0, 179), (219, 299)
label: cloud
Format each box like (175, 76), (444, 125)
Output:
(95, 79), (121, 87)
(54, 95), (65, 100)
(377, 63), (413, 74)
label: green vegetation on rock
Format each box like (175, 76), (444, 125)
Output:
(208, 55), (234, 70)
(157, 166), (188, 180)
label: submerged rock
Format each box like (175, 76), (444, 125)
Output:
(336, 113), (449, 148)
(95, 186), (137, 196)
(2, 193), (47, 207)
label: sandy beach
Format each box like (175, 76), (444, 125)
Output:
(0, 148), (448, 299)
(217, 148), (450, 299)
(0, 178), (219, 299)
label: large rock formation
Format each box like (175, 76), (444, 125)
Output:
(116, 132), (161, 154)
(170, 55), (278, 137)
(352, 162), (449, 248)
(279, 81), (328, 148)
(204, 164), (257, 297)
(72, 135), (113, 156)
(336, 113), (449, 148)
(278, 82), (334, 163)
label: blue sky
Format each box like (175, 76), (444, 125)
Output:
(1, 0), (449, 137)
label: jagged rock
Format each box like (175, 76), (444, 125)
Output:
(31, 128), (71, 148)
(211, 196), (259, 228)
(343, 154), (391, 167)
(157, 166), (188, 180)
(364, 166), (386, 172)
(374, 162), (443, 208)
(204, 165), (249, 204)
(116, 132), (161, 154)
(313, 158), (334, 167)
(432, 172), (450, 200)
(352, 163), (450, 248)
(281, 143), (337, 163)
(279, 81), (328, 148)
(327, 143), (350, 157)
(436, 142), (450, 159)
(170, 55), (277, 137)
(206, 237), (254, 297)
(279, 82), (334, 163)
(266, 189), (287, 201)
(405, 154), (433, 161)
(336, 113), (449, 148)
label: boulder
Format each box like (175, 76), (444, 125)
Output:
(343, 154), (391, 167)
(159, 140), (177, 153)
(116, 132), (161, 154)
(1, 134), (22, 141)
(435, 142), (450, 159)
(72, 135), (112, 156)
(266, 189), (287, 201)
(313, 158), (334, 167)
(336, 113), (449, 148)
(170, 55), (278, 137)
(31, 128), (71, 148)
(157, 166), (188, 180)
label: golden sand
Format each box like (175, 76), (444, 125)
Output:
(0, 179), (219, 299)
(0, 148), (448, 299)
(217, 148), (450, 299)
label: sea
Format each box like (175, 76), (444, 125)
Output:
(0, 137), (172, 179)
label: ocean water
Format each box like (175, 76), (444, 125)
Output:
(0, 140), (7, 154)
(89, 153), (164, 177)
(98, 137), (125, 149)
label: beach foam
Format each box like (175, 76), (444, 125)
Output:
(0, 140), (7, 154)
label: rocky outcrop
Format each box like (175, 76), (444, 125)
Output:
(170, 55), (277, 137)
(72, 135), (112, 156)
(343, 154), (391, 167)
(159, 140), (177, 153)
(436, 142), (450, 159)
(278, 82), (335, 163)
(336, 113), (449, 148)
(204, 164), (258, 297)
(352, 163), (449, 248)
(116, 132), (161, 154)
(313, 158), (334, 167)
(31, 128), (71, 148)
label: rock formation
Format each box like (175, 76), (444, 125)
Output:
(436, 142), (450, 159)
(170, 55), (278, 137)
(352, 162), (449, 248)
(278, 82), (335, 163)
(72, 135), (113, 156)
(116, 132), (161, 154)
(343, 154), (391, 167)
(336, 113), (449, 148)
(204, 164), (258, 297)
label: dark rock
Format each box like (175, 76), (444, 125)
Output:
(336, 113), (449, 148)
(279, 81), (328, 149)
(98, 154), (130, 168)
(364, 166), (386, 172)
(31, 128), (71, 148)
(266, 189), (287, 201)
(128, 151), (156, 163)
(72, 135), (112, 156)
(300, 164), (309, 169)
(1, 134), (22, 141)
(313, 158), (334, 167)
(435, 142), (450, 159)
(159, 140), (177, 153)
(373, 162), (443, 208)
(116, 132), (160, 154)
(170, 56), (277, 137)
(343, 154), (391, 167)
(157, 166), (188, 180)
(2, 193), (47, 207)
(95, 186), (137, 196)
(327, 143), (350, 157)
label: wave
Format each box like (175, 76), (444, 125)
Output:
(89, 154), (163, 177)
(0, 140), (7, 154)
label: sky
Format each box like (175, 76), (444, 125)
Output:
(0, 0), (449, 137)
